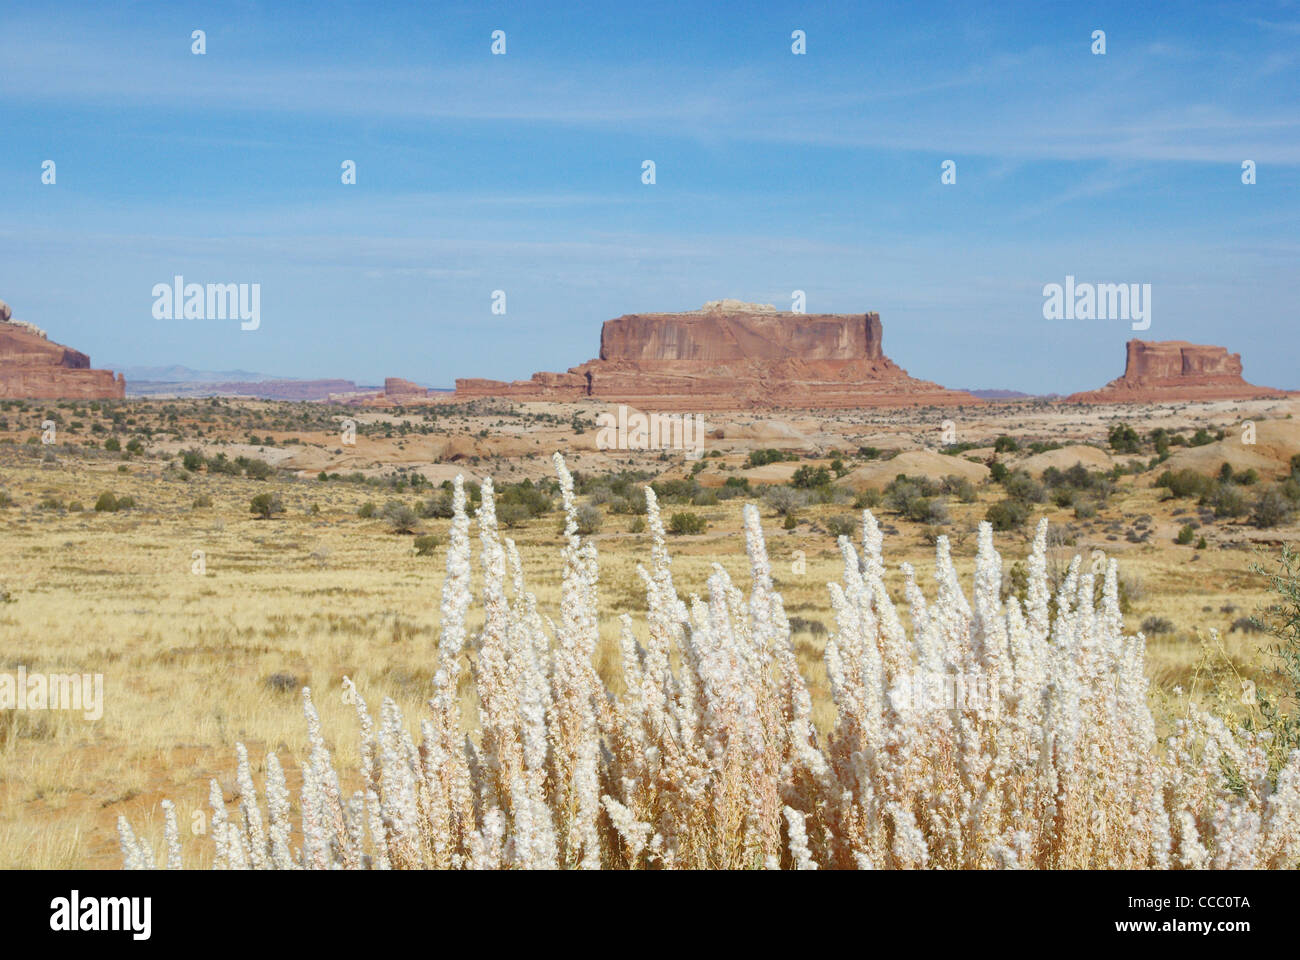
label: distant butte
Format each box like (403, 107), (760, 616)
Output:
(1066, 339), (1286, 404)
(0, 298), (125, 400)
(446, 302), (979, 410)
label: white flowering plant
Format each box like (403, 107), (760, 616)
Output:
(120, 454), (1300, 870)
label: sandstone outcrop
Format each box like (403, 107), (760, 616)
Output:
(383, 377), (430, 398)
(1067, 340), (1285, 404)
(0, 299), (125, 400)
(833, 451), (990, 493)
(453, 302), (978, 410)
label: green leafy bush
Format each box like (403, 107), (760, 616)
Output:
(250, 492), (283, 519)
(1107, 423), (1141, 454)
(668, 512), (707, 535)
(985, 498), (1030, 531)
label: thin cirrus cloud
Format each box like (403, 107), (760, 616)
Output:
(1, 13), (1296, 165)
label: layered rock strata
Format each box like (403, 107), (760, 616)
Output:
(454, 303), (977, 410)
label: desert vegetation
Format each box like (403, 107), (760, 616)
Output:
(118, 455), (1300, 869)
(3, 396), (1299, 868)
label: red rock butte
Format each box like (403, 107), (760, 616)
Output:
(1066, 339), (1286, 404)
(383, 377), (431, 399)
(453, 300), (978, 410)
(0, 299), (124, 400)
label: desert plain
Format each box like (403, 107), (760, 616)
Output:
(0, 390), (1298, 867)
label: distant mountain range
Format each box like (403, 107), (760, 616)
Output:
(963, 388), (1059, 400)
(106, 364), (290, 383)
(107, 364), (454, 401)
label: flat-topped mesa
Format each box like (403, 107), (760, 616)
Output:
(383, 377), (429, 398)
(598, 310), (884, 364)
(454, 304), (976, 410)
(1067, 339), (1286, 404)
(0, 298), (125, 400)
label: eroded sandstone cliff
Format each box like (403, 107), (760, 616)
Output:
(0, 299), (125, 400)
(453, 303), (975, 410)
(1066, 339), (1285, 403)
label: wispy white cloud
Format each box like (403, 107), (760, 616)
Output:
(2, 15), (1296, 164)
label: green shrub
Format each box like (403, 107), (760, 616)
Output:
(357, 502), (376, 519)
(1107, 423), (1141, 454)
(382, 500), (419, 534)
(1003, 470), (1046, 503)
(764, 486), (806, 517)
(413, 534), (440, 556)
(498, 480), (552, 519)
(93, 492), (118, 512)
(825, 514), (857, 538)
(853, 489), (882, 510)
(747, 448), (791, 468)
(1156, 469), (1211, 499)
(940, 475), (978, 503)
(1252, 489), (1293, 529)
(420, 493), (454, 519)
(985, 499), (1030, 531)
(1206, 483), (1248, 518)
(497, 502), (530, 528)
(993, 436), (1019, 453)
(650, 478), (700, 504)
(250, 492), (283, 519)
(908, 497), (950, 525)
(668, 512), (707, 535)
(207, 454), (240, 476)
(1175, 524), (1195, 545)
(575, 503), (602, 535)
(791, 465), (831, 489)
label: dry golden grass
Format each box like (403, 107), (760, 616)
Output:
(0, 395), (1295, 867)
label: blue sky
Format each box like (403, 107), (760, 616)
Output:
(1, 0), (1297, 392)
